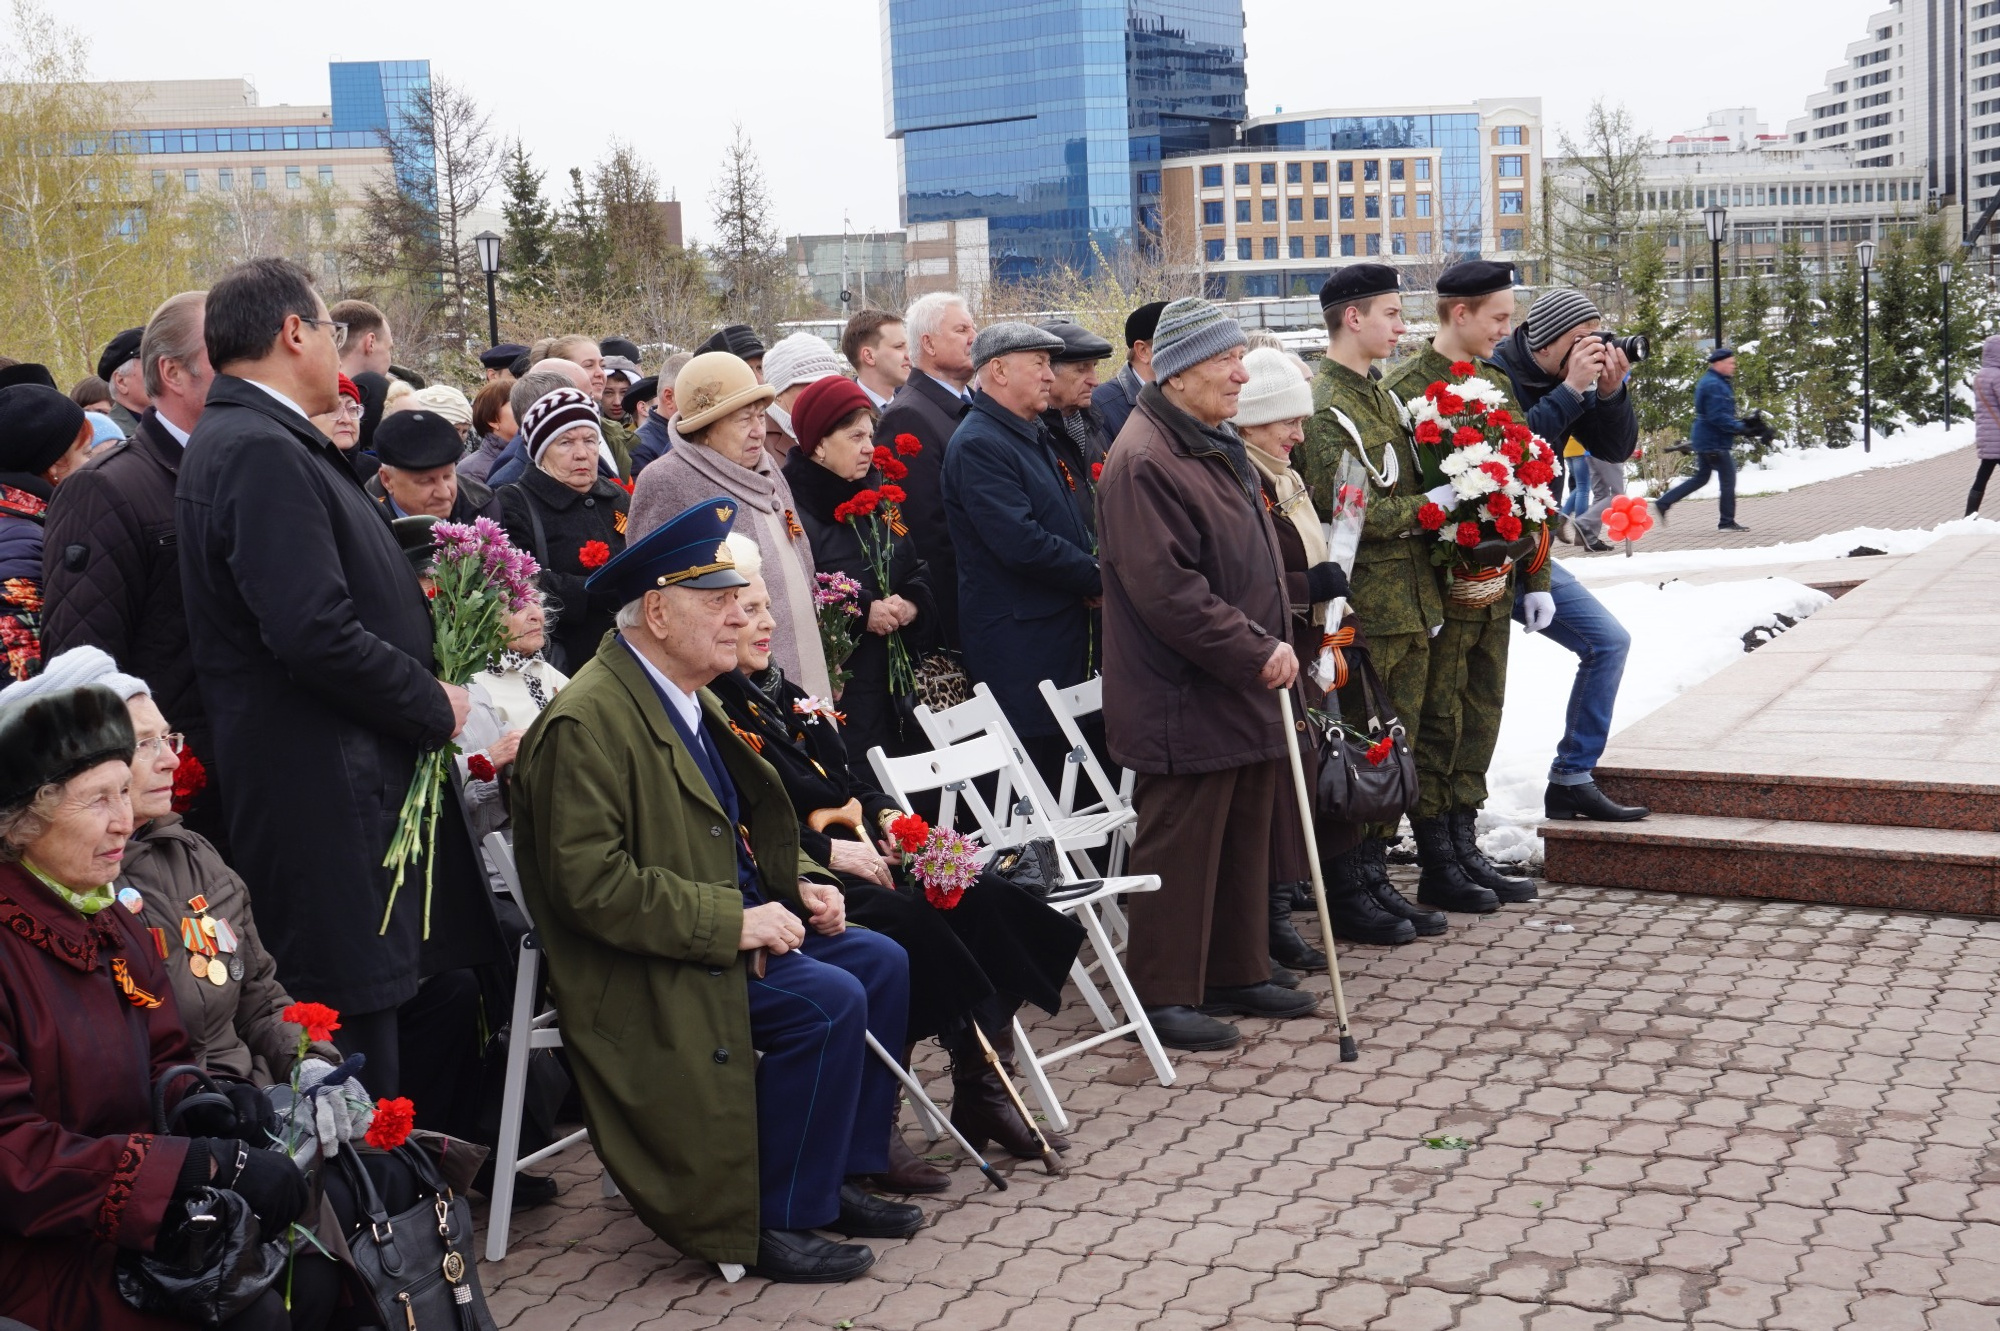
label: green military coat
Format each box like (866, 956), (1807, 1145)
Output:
(1381, 344), (1553, 621)
(512, 632), (820, 1265)
(1299, 357), (1443, 638)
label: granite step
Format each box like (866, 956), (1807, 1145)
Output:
(1593, 768), (2000, 833)
(1540, 812), (2000, 916)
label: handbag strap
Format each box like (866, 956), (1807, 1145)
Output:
(152, 1063), (221, 1135)
(1348, 647), (1407, 739)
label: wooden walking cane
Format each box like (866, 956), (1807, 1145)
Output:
(1277, 686), (1358, 1062)
(972, 1022), (1063, 1176)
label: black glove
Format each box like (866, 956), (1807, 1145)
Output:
(200, 1138), (309, 1242)
(221, 1080), (278, 1147)
(1305, 561), (1349, 605)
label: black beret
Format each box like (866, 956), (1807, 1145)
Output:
(0, 363), (57, 391)
(599, 336), (642, 363)
(697, 324), (766, 361)
(480, 343), (528, 370)
(373, 410), (466, 471)
(0, 385), (86, 476)
(1436, 260), (1516, 298)
(0, 683), (136, 811)
(1320, 264), (1401, 309)
(1039, 321), (1114, 363)
(621, 375), (660, 417)
(387, 364), (428, 390)
(1124, 301), (1167, 348)
(95, 327), (143, 383)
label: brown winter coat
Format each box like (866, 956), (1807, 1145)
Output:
(1098, 384), (1294, 775)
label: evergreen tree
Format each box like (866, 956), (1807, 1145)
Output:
(1621, 232), (1700, 438)
(555, 166), (610, 300)
(497, 138), (556, 300)
(1871, 225), (1926, 433)
(1806, 259), (1864, 447)
(1726, 268), (1777, 444)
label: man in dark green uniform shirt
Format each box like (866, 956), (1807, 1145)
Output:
(1382, 261), (1547, 913)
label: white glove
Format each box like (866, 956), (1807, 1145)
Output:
(1423, 483), (1457, 510)
(281, 1059), (377, 1164)
(1521, 591), (1556, 634)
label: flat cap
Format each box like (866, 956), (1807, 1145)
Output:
(1124, 301), (1167, 348)
(1708, 345), (1737, 363)
(696, 324), (766, 362)
(602, 354), (644, 384)
(480, 343), (529, 370)
(599, 336), (642, 363)
(586, 494), (748, 602)
(971, 322), (1066, 372)
(373, 410), (466, 471)
(0, 684), (135, 811)
(1436, 260), (1516, 298)
(0, 385), (86, 476)
(96, 327), (143, 382)
(1038, 321), (1114, 363)
(1319, 264), (1400, 309)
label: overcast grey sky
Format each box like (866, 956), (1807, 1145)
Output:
(68, 0), (1865, 242)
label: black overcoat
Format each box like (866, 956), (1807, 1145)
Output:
(177, 374), (500, 1015)
(876, 371), (970, 648)
(496, 466), (629, 674)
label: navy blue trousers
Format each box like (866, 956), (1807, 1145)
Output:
(748, 925), (908, 1230)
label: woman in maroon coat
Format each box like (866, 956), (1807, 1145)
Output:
(0, 684), (305, 1331)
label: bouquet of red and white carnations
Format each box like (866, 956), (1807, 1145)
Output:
(1406, 361), (1559, 606)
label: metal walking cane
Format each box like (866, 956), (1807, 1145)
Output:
(1277, 684), (1359, 1062)
(863, 1031), (1010, 1191)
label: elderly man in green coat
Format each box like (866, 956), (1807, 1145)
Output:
(512, 497), (920, 1284)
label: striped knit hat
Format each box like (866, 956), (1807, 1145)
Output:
(520, 387), (603, 463)
(1150, 297), (1248, 380)
(1525, 289), (1603, 351)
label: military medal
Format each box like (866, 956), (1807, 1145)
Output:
(117, 886), (144, 914)
(212, 917), (239, 954)
(191, 952), (210, 978)
(207, 956), (228, 986)
(227, 955), (245, 982)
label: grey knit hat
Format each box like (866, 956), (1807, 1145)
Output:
(971, 322), (1067, 373)
(1151, 297), (1248, 380)
(1526, 289), (1603, 351)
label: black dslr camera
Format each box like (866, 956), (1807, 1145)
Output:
(1591, 331), (1651, 364)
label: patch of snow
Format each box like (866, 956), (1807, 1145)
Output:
(1568, 515), (2000, 582)
(1478, 576), (1834, 866)
(1641, 420), (1969, 500)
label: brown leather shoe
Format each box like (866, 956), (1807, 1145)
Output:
(868, 1128), (951, 1194)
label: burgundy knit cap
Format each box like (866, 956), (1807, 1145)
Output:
(520, 387), (602, 463)
(790, 376), (874, 456)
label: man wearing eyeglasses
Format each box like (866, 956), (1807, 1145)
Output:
(177, 258), (506, 1106)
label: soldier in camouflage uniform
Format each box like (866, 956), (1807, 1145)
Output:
(1381, 260), (1549, 913)
(1297, 265), (1453, 933)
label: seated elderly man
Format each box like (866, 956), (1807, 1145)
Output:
(365, 408), (502, 522)
(512, 497), (918, 1284)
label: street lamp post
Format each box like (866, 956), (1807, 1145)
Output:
(1703, 203), (1729, 349)
(473, 230), (502, 350)
(1857, 238), (1878, 454)
(1939, 259), (1955, 431)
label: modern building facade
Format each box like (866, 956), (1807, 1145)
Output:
(789, 231), (908, 313)
(882, 0), (1246, 279)
(1157, 99), (1541, 298)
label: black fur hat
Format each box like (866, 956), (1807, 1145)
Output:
(0, 684), (136, 810)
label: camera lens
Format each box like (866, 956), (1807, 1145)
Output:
(1596, 331), (1650, 364)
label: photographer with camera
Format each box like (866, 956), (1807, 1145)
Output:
(1488, 289), (1649, 824)
(1656, 346), (1754, 533)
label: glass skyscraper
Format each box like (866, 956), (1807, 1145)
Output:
(884, 0), (1246, 278)
(330, 60), (434, 202)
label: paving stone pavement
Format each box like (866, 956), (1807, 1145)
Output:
(475, 871), (2000, 1330)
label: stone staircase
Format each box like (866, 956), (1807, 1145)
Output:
(1540, 536), (2000, 916)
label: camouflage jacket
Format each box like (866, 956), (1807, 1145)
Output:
(1299, 357), (1442, 638)
(1382, 344), (1552, 620)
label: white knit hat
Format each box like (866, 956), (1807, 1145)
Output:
(0, 645), (150, 713)
(1231, 347), (1314, 428)
(409, 383), (473, 427)
(761, 333), (844, 396)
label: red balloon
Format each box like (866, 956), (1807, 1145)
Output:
(1604, 517), (1631, 539)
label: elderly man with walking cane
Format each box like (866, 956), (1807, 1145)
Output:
(1098, 297), (1321, 1053)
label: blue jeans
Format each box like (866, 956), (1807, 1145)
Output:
(1560, 454), (1593, 517)
(1659, 449), (1737, 525)
(1514, 561), (1630, 784)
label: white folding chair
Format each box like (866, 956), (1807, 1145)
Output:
(1036, 677), (1138, 881)
(869, 737), (1176, 1134)
(481, 832), (618, 1264)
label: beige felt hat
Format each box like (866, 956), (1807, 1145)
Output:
(674, 352), (776, 432)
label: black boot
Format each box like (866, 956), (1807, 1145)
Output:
(1448, 808), (1536, 903)
(1969, 487), (1987, 518)
(1544, 779), (1649, 822)
(1357, 838), (1447, 936)
(947, 1013), (1069, 1159)
(1268, 881), (1327, 971)
(1323, 849), (1416, 945)
(1413, 817), (1498, 913)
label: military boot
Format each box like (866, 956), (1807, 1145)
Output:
(1324, 848), (1416, 945)
(1448, 807), (1537, 903)
(1269, 881), (1327, 971)
(1357, 838), (1447, 936)
(1413, 817), (1498, 913)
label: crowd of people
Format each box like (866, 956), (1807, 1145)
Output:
(0, 251), (1668, 1322)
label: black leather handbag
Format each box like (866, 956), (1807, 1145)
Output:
(1315, 648), (1419, 827)
(337, 1142), (497, 1331)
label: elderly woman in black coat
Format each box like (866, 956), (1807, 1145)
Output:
(707, 536), (1085, 1186)
(497, 388), (630, 672)
(780, 375), (938, 782)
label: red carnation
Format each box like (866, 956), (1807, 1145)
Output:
(879, 484), (907, 505)
(282, 1002), (342, 1045)
(1495, 515), (1523, 541)
(1519, 458), (1555, 486)
(1467, 400), (1487, 417)
(1503, 423), (1532, 444)
(613, 477), (635, 495)
(1417, 501), (1449, 531)
(1455, 521), (1482, 547)
(578, 540), (611, 570)
(467, 754), (497, 782)
(170, 749), (208, 814)
(365, 1097), (416, 1151)
(881, 457), (909, 480)
(1485, 492), (1513, 518)
(1414, 419), (1443, 445)
(1424, 381), (1446, 402)
(895, 433), (923, 456)
(1453, 425), (1485, 448)
(1365, 735), (1395, 766)
(1499, 441), (1523, 463)
(1479, 460), (1512, 485)
(1438, 392), (1465, 414)
(1449, 360), (1476, 378)
(849, 489), (880, 516)
(1091, 462), (1104, 482)
(833, 500), (856, 523)
(1487, 409), (1513, 427)
(889, 813), (930, 854)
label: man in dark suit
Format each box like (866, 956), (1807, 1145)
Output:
(177, 258), (501, 1101)
(876, 291), (977, 649)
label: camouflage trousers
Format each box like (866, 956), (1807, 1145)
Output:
(1414, 610), (1511, 821)
(1336, 630), (1430, 843)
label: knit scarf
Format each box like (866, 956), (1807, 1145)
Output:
(1246, 443), (1333, 625)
